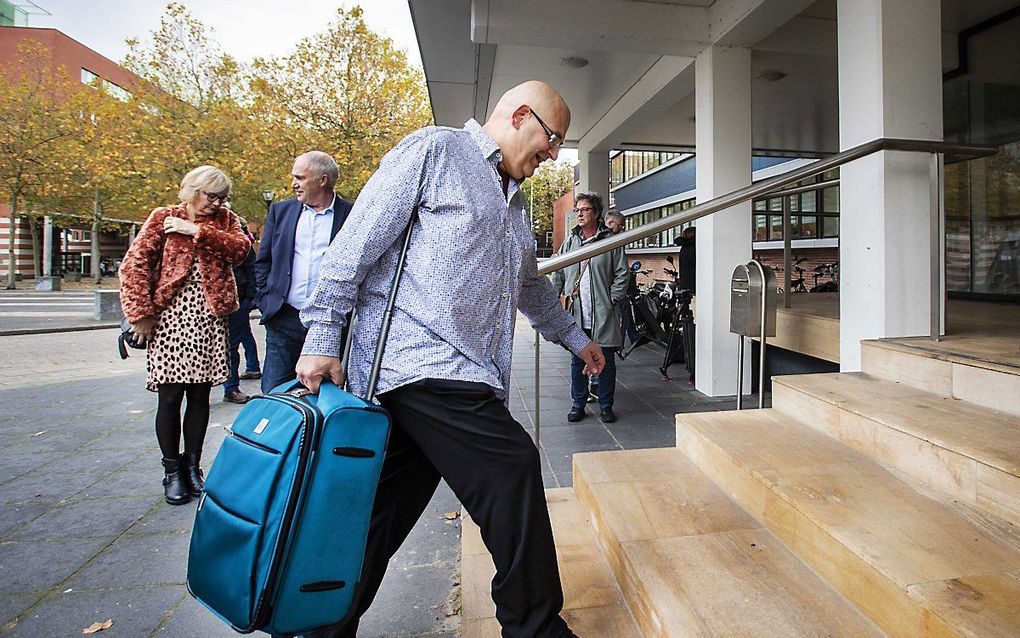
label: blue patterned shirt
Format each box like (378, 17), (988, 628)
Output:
(300, 119), (590, 400)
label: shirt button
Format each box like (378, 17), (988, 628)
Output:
(501, 292), (509, 298)
(505, 230), (511, 237)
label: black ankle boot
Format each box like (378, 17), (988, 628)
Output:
(181, 451), (205, 497)
(162, 457), (190, 505)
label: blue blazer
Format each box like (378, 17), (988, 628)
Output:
(254, 194), (353, 322)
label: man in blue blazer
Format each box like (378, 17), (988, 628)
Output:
(255, 151), (353, 394)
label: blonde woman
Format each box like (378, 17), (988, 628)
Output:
(119, 166), (250, 505)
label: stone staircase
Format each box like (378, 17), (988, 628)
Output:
(461, 339), (1020, 637)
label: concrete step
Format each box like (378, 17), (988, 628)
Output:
(861, 339), (1020, 417)
(572, 448), (884, 638)
(772, 372), (1020, 527)
(676, 409), (1020, 638)
(460, 488), (642, 638)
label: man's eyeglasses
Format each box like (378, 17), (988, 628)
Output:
(203, 191), (228, 204)
(530, 109), (564, 150)
(573, 206), (594, 214)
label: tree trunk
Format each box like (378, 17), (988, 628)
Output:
(6, 189), (17, 289)
(91, 188), (102, 285)
(27, 214), (41, 279)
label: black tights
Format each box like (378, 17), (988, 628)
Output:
(155, 382), (212, 459)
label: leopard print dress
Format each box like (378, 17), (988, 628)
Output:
(146, 259), (229, 392)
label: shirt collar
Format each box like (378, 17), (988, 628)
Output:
(302, 194), (336, 216)
(464, 119), (502, 164)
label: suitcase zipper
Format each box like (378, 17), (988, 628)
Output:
(248, 393), (323, 631)
(230, 430), (282, 455)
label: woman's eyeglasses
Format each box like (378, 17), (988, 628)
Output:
(203, 191), (228, 204)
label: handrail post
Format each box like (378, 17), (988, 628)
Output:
(735, 336), (744, 410)
(929, 152), (944, 342)
(534, 329), (541, 447)
(782, 195), (792, 308)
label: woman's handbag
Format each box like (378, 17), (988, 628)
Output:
(118, 318), (148, 359)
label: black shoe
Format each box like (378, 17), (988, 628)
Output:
(239, 370), (262, 380)
(567, 406), (586, 422)
(223, 390), (251, 404)
(161, 457), (191, 505)
(181, 451), (205, 497)
(599, 407), (617, 423)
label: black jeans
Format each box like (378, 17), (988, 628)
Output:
(305, 379), (572, 638)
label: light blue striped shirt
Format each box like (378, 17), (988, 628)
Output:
(300, 119), (590, 400)
(286, 198), (335, 310)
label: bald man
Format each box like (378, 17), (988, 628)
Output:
(296, 81), (598, 638)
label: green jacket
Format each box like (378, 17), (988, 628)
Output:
(549, 226), (629, 348)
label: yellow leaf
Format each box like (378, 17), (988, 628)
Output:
(83, 619), (113, 634)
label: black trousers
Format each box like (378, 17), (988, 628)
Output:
(306, 378), (570, 638)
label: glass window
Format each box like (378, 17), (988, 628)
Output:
(81, 68), (99, 85)
(754, 215), (768, 241)
(753, 199), (767, 211)
(822, 168), (839, 181)
(822, 186), (839, 213)
(102, 80), (131, 102)
(788, 195), (799, 212)
(801, 191), (817, 212)
(768, 197), (783, 212)
(799, 215), (818, 239)
(822, 216), (839, 238)
(769, 215), (783, 240)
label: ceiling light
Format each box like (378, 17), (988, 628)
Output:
(759, 69), (786, 82)
(560, 56), (589, 69)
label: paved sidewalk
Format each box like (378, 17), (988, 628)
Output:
(0, 315), (754, 637)
(0, 326), (459, 638)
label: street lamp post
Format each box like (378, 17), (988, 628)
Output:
(261, 190), (275, 217)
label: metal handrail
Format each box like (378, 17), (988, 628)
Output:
(529, 136), (995, 449)
(537, 137), (996, 275)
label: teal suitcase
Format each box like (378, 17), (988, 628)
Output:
(187, 380), (389, 635)
(187, 215), (414, 635)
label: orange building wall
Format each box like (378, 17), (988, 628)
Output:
(0, 26), (141, 91)
(552, 191), (574, 252)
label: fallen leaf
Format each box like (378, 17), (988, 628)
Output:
(443, 511), (460, 521)
(83, 619), (113, 634)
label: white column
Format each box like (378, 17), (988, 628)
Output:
(837, 0), (943, 370)
(42, 216), (53, 277)
(694, 44), (752, 397)
(577, 149), (610, 200)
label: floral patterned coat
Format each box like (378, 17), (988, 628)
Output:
(119, 204), (250, 323)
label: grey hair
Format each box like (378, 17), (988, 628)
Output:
(575, 191), (604, 217)
(298, 150), (339, 188)
(605, 211), (624, 224)
(179, 165), (231, 203)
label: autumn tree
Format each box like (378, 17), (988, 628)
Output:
(252, 6), (432, 199)
(522, 159), (575, 236)
(0, 41), (78, 288)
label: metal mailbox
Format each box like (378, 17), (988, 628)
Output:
(730, 262), (777, 338)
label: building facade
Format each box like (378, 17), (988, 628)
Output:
(0, 22), (144, 280)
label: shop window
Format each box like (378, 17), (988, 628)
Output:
(769, 215), (783, 240)
(768, 197), (783, 212)
(822, 186), (839, 212)
(753, 199), (767, 212)
(799, 215), (818, 239)
(822, 216), (839, 238)
(754, 215), (768, 241)
(788, 194), (799, 212)
(801, 191), (817, 212)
